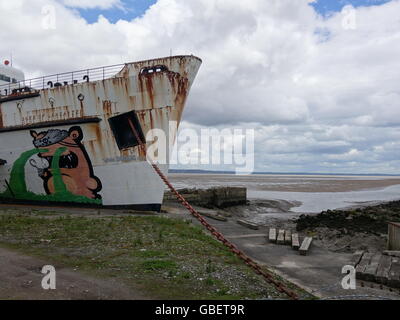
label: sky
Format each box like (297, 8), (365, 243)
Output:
(66, 0), (158, 23)
(310, 0), (392, 15)
(62, 0), (394, 22)
(0, 0), (399, 174)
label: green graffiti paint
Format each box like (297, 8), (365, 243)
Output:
(51, 147), (68, 194)
(0, 147), (102, 205)
(6, 148), (48, 196)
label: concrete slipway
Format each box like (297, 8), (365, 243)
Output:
(164, 204), (400, 300)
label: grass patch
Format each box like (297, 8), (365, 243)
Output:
(132, 250), (168, 258)
(0, 210), (310, 300)
(141, 260), (177, 271)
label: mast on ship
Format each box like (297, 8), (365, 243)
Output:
(0, 59), (25, 86)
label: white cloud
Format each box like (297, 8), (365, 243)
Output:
(61, 0), (124, 10)
(1, 0), (400, 173)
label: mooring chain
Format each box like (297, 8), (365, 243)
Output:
(151, 164), (299, 299)
(126, 120), (299, 299)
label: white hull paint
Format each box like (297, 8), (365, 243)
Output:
(0, 56), (202, 210)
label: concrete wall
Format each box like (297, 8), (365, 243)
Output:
(164, 187), (247, 208)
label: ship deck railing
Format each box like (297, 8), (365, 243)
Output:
(0, 63), (126, 98)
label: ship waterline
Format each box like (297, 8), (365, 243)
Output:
(0, 55), (202, 210)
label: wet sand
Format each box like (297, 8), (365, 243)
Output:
(169, 173), (400, 213)
(168, 173), (400, 193)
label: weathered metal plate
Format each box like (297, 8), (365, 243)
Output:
(0, 56), (202, 209)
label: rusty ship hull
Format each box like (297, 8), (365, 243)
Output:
(0, 55), (202, 210)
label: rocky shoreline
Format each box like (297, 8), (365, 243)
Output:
(296, 200), (400, 234)
(294, 200), (400, 253)
(165, 186), (400, 254)
(218, 197), (400, 254)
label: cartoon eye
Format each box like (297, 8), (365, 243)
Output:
(29, 159), (38, 168)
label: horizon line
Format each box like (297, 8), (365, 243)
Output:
(168, 169), (400, 176)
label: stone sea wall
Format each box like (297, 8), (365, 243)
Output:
(163, 187), (247, 208)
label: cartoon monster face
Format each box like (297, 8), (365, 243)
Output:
(30, 126), (102, 200)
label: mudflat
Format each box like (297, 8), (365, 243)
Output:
(169, 174), (400, 193)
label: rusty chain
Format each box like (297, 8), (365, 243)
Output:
(152, 164), (299, 299)
(128, 119), (299, 300)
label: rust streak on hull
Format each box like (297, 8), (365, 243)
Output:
(0, 55), (202, 209)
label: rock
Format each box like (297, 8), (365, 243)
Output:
(383, 251), (400, 258)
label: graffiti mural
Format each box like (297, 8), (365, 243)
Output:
(0, 126), (102, 204)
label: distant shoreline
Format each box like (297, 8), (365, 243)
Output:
(167, 173), (400, 213)
(169, 169), (400, 177)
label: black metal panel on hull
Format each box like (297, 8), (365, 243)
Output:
(0, 198), (162, 212)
